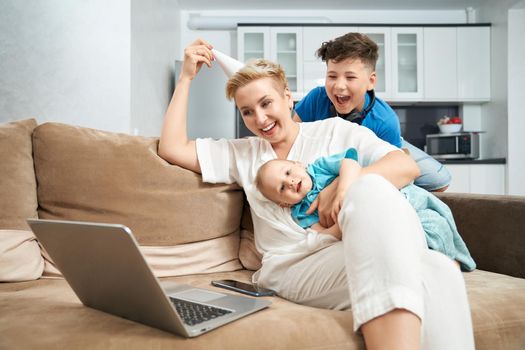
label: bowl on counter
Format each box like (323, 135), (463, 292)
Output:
(439, 124), (462, 134)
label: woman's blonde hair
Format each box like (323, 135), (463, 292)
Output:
(226, 59), (288, 100)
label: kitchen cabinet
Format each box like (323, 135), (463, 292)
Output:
(239, 24), (490, 102)
(446, 164), (505, 195)
(237, 26), (270, 61)
(302, 26), (356, 93)
(423, 26), (490, 102)
(301, 26), (417, 100)
(457, 27), (490, 101)
(423, 27), (458, 100)
(357, 27), (392, 98)
(391, 27), (424, 100)
(237, 26), (303, 94)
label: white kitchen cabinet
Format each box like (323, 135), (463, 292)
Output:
(237, 26), (270, 61)
(457, 27), (491, 101)
(446, 164), (505, 195)
(302, 27), (354, 62)
(270, 27), (303, 93)
(302, 26), (356, 93)
(423, 26), (490, 102)
(391, 27), (424, 100)
(423, 27), (458, 100)
(237, 26), (302, 93)
(239, 25), (490, 102)
(358, 27), (392, 99)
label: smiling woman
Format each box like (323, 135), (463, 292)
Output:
(158, 38), (475, 350)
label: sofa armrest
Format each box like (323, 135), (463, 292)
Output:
(435, 192), (525, 278)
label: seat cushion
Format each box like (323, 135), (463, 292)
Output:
(0, 270), (362, 350)
(0, 119), (38, 230)
(1, 269), (524, 349)
(464, 269), (525, 349)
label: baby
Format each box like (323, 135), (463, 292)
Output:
(255, 148), (476, 271)
(255, 148), (359, 240)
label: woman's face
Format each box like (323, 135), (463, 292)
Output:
(234, 77), (296, 145)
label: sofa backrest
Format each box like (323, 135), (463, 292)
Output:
(32, 122), (244, 247)
(437, 192), (525, 279)
(0, 119), (38, 230)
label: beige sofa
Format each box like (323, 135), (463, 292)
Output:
(1, 118), (524, 349)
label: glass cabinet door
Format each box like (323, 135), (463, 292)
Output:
(358, 27), (392, 99)
(392, 28), (423, 99)
(270, 27), (303, 94)
(237, 27), (270, 62)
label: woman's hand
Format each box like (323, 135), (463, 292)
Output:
(306, 178), (339, 227)
(180, 38), (214, 81)
(310, 222), (342, 240)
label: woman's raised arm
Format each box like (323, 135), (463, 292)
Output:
(158, 38), (214, 173)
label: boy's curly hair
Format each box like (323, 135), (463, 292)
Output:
(316, 32), (379, 71)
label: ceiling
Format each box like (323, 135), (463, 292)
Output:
(176, 0), (485, 11)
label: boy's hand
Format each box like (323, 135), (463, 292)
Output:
(330, 159), (362, 224)
(330, 191), (346, 225)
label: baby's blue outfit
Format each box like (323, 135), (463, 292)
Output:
(291, 148), (358, 229)
(291, 148), (476, 271)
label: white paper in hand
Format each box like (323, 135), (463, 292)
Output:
(212, 49), (245, 78)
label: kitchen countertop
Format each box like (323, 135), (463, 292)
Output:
(438, 158), (506, 165)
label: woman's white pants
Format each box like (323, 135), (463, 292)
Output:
(279, 174), (474, 350)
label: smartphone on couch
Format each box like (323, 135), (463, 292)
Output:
(211, 279), (276, 297)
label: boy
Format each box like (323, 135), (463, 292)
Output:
(294, 32), (451, 193)
(255, 149), (476, 271)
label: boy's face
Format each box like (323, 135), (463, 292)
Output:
(235, 77), (295, 145)
(325, 58), (376, 115)
(260, 160), (313, 207)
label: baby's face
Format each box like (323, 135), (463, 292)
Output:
(261, 160), (313, 207)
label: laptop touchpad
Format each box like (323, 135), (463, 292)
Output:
(173, 289), (226, 303)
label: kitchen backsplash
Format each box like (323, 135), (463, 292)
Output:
(393, 105), (460, 150)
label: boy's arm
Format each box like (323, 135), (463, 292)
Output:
(158, 39), (214, 173)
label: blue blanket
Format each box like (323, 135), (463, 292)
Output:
(401, 185), (476, 271)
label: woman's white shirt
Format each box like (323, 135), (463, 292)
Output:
(195, 118), (398, 290)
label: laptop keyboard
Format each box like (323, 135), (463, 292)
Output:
(170, 297), (232, 326)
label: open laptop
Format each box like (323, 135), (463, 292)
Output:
(27, 219), (271, 337)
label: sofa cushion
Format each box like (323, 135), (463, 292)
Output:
(0, 270), (363, 350)
(437, 193), (525, 279)
(1, 269), (524, 349)
(0, 119), (38, 230)
(238, 201), (262, 270)
(0, 229), (44, 282)
(464, 269), (525, 349)
(32, 122), (244, 246)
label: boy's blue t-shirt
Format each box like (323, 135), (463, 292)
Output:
(294, 86), (402, 148)
(291, 148), (358, 229)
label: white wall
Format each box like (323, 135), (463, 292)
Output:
(476, 1), (512, 160)
(477, 0), (523, 195)
(0, 0), (131, 133)
(507, 1), (525, 195)
(131, 0), (181, 137)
